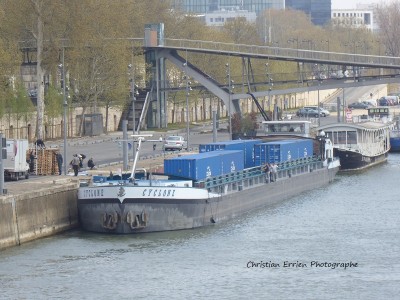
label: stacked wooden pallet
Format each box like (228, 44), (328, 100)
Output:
(28, 148), (60, 175)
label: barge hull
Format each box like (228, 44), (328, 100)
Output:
(335, 149), (388, 172)
(78, 165), (338, 234)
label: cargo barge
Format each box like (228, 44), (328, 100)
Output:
(78, 121), (340, 234)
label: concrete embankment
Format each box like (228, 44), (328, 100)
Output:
(0, 154), (168, 251)
(0, 178), (80, 250)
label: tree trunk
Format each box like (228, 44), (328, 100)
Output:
(194, 99), (198, 122)
(78, 105), (88, 137)
(105, 103), (109, 133)
(35, 1), (45, 140)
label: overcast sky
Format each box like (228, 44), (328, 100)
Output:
(332, 0), (389, 9)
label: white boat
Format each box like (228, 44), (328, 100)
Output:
(78, 121), (340, 234)
(319, 121), (391, 171)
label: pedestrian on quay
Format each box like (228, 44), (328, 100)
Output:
(87, 157), (95, 170)
(271, 163), (278, 182)
(78, 154), (86, 168)
(28, 150), (35, 173)
(55, 151), (63, 175)
(263, 163), (271, 183)
(35, 138), (46, 149)
(70, 154), (80, 176)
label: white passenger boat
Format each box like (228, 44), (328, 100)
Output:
(319, 121), (390, 171)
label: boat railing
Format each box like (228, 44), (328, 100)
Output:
(197, 156), (321, 189)
(277, 155), (319, 171)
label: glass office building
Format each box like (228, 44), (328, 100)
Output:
(285, 0), (331, 26)
(171, 0), (285, 16)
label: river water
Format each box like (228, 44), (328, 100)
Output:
(1, 155), (399, 300)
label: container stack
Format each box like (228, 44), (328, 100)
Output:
(164, 150), (244, 181)
(28, 148), (60, 175)
(254, 139), (313, 166)
(199, 139), (262, 168)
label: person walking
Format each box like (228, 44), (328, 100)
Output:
(55, 152), (63, 175)
(70, 154), (80, 176)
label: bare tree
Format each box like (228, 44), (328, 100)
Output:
(375, 1), (400, 56)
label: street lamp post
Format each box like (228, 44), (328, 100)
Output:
(317, 80), (321, 127)
(183, 62), (190, 150)
(302, 39), (313, 59)
(128, 64), (136, 160)
(226, 63), (233, 139)
(264, 63), (269, 110)
(272, 41), (279, 55)
(288, 38), (299, 56)
(59, 47), (68, 175)
(373, 39), (382, 64)
(321, 39), (329, 59)
(265, 63), (273, 116)
(352, 40), (360, 62)
(268, 88), (272, 117)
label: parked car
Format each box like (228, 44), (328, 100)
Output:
(348, 102), (370, 109)
(163, 136), (187, 151)
(387, 94), (400, 105)
(378, 97), (393, 106)
(362, 100), (376, 107)
(296, 107), (322, 118)
(304, 106), (330, 117)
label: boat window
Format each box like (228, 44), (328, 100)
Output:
(265, 123), (305, 134)
(328, 131), (338, 144)
(368, 107), (389, 117)
(337, 131), (347, 144)
(347, 131), (357, 144)
(326, 131), (349, 144)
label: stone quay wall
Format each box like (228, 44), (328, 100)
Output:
(0, 178), (80, 250)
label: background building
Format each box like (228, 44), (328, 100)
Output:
(331, 4), (378, 32)
(285, 0), (331, 26)
(170, 0), (285, 16)
(205, 8), (257, 26)
(172, 0), (333, 26)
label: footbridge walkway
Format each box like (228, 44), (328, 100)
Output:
(144, 37), (400, 117)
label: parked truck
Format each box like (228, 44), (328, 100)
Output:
(4, 139), (30, 181)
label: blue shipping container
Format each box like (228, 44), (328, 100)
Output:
(254, 139), (313, 165)
(198, 139), (262, 168)
(164, 150), (244, 180)
(243, 140), (263, 168)
(199, 140), (243, 153)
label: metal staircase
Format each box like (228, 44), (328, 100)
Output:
(118, 89), (146, 131)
